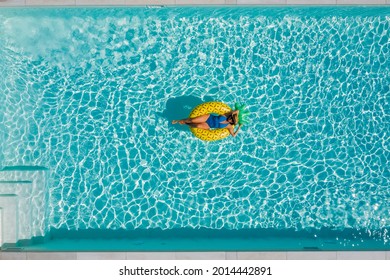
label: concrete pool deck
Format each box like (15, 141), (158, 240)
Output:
(1, 251), (390, 260)
(0, 0), (390, 6)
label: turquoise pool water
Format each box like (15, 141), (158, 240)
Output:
(0, 7), (389, 249)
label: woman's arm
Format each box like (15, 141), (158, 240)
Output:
(227, 124), (242, 137)
(224, 110), (239, 117)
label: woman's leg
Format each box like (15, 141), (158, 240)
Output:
(187, 122), (210, 130)
(172, 114), (210, 124)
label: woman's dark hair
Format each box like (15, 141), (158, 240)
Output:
(228, 114), (237, 125)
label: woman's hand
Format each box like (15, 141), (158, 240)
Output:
(227, 123), (242, 137)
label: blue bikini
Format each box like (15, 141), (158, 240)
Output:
(206, 114), (228, 129)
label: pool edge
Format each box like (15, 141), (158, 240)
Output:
(1, 250), (389, 260)
(1, 0), (390, 8)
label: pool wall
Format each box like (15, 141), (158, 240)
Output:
(1, 225), (389, 252)
(18, 227), (390, 251)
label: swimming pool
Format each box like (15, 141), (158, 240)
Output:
(0, 6), (389, 251)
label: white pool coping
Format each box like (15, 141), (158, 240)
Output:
(1, 251), (390, 260)
(0, 0), (389, 7)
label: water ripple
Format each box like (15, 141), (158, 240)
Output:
(0, 8), (389, 242)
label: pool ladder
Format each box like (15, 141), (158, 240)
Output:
(0, 166), (49, 250)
